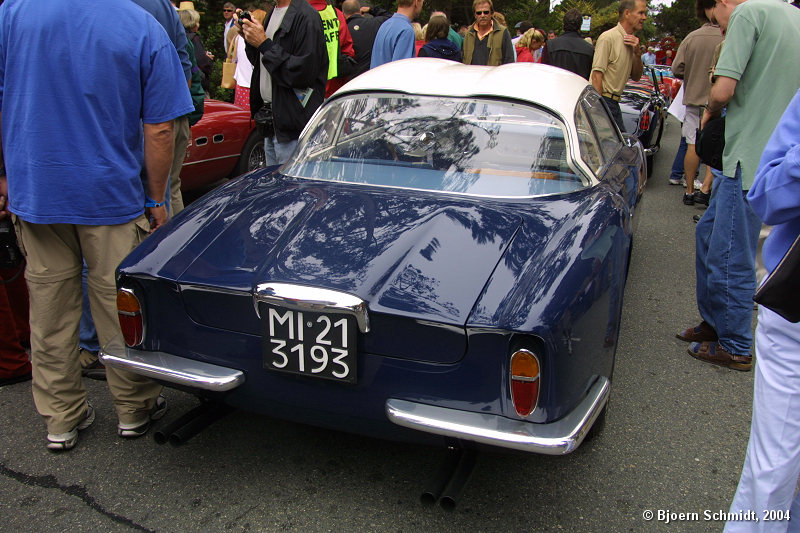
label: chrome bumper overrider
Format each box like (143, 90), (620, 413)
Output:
(643, 145), (659, 156)
(385, 376), (610, 455)
(100, 335), (245, 392)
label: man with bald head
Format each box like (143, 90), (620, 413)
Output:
(343, 0), (390, 76)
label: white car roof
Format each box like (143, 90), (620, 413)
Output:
(334, 58), (592, 121)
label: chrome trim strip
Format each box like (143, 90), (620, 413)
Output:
(511, 375), (539, 383)
(99, 334), (245, 392)
(278, 174), (587, 200)
(253, 282), (370, 333)
(180, 284), (250, 296)
(182, 154), (239, 167)
(386, 376), (610, 455)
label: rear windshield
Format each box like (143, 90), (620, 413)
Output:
(282, 93), (586, 197)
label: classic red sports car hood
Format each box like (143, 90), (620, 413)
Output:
(137, 175), (522, 328)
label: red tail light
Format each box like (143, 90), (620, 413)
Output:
(117, 288), (144, 346)
(510, 349), (540, 417)
(638, 110), (651, 132)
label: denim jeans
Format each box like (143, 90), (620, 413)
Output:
(670, 136), (688, 180)
(79, 263), (100, 353)
(602, 96), (625, 132)
(263, 136), (279, 167)
(265, 137), (298, 167)
(695, 165), (762, 355)
(274, 138), (298, 165)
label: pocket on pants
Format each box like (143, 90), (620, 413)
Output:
(133, 215), (151, 245)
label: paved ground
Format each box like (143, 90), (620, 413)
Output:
(0, 118), (756, 532)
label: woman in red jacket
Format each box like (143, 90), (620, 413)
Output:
(515, 28), (545, 63)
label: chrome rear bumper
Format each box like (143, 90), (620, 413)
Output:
(643, 144), (659, 156)
(100, 335), (245, 392)
(386, 376), (610, 455)
(102, 334), (607, 454)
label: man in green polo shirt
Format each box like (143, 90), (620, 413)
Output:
(678, 0), (800, 372)
(590, 0), (646, 132)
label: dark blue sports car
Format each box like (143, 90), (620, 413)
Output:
(102, 60), (646, 457)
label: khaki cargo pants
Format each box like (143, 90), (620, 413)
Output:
(15, 216), (162, 434)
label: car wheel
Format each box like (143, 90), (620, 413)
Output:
(646, 154), (654, 177)
(236, 131), (266, 176)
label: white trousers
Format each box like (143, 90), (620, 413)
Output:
(725, 306), (800, 533)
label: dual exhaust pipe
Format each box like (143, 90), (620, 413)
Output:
(153, 401), (234, 446)
(421, 447), (477, 511)
(153, 403), (477, 509)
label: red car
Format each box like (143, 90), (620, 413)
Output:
(648, 65), (682, 101)
(180, 99), (265, 192)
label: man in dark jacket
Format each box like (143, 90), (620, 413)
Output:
(542, 9), (594, 79)
(342, 0), (390, 77)
(241, 0), (328, 165)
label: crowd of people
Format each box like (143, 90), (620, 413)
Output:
(2, 0), (800, 530)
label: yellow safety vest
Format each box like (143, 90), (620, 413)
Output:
(319, 5), (339, 80)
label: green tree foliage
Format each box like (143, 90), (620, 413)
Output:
(653, 0), (702, 41)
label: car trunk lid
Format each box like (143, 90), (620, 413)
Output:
(172, 178), (521, 363)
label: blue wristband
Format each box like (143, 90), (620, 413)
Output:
(145, 195), (165, 208)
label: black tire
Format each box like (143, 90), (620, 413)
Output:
(235, 130), (266, 176)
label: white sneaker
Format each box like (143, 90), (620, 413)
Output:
(46, 403), (95, 451)
(117, 395), (168, 438)
(694, 179), (703, 190)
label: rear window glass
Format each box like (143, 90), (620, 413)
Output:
(282, 93), (586, 197)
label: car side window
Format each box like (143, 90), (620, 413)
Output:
(582, 93), (622, 161)
(575, 105), (603, 173)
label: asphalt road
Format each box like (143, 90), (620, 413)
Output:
(0, 118), (756, 533)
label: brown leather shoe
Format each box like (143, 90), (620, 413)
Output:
(676, 321), (718, 342)
(688, 341), (752, 372)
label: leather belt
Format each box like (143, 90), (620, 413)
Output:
(602, 93), (622, 102)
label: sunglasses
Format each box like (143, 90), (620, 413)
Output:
(475, 10), (491, 15)
(223, 8), (234, 12)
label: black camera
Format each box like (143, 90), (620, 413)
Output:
(0, 217), (23, 270)
(238, 10), (252, 24)
(253, 103), (274, 138)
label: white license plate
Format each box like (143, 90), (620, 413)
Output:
(260, 304), (357, 383)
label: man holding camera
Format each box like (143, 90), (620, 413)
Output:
(240, 2), (328, 166)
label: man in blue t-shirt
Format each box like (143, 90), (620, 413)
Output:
(0, 0), (193, 451)
(370, 0), (424, 68)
